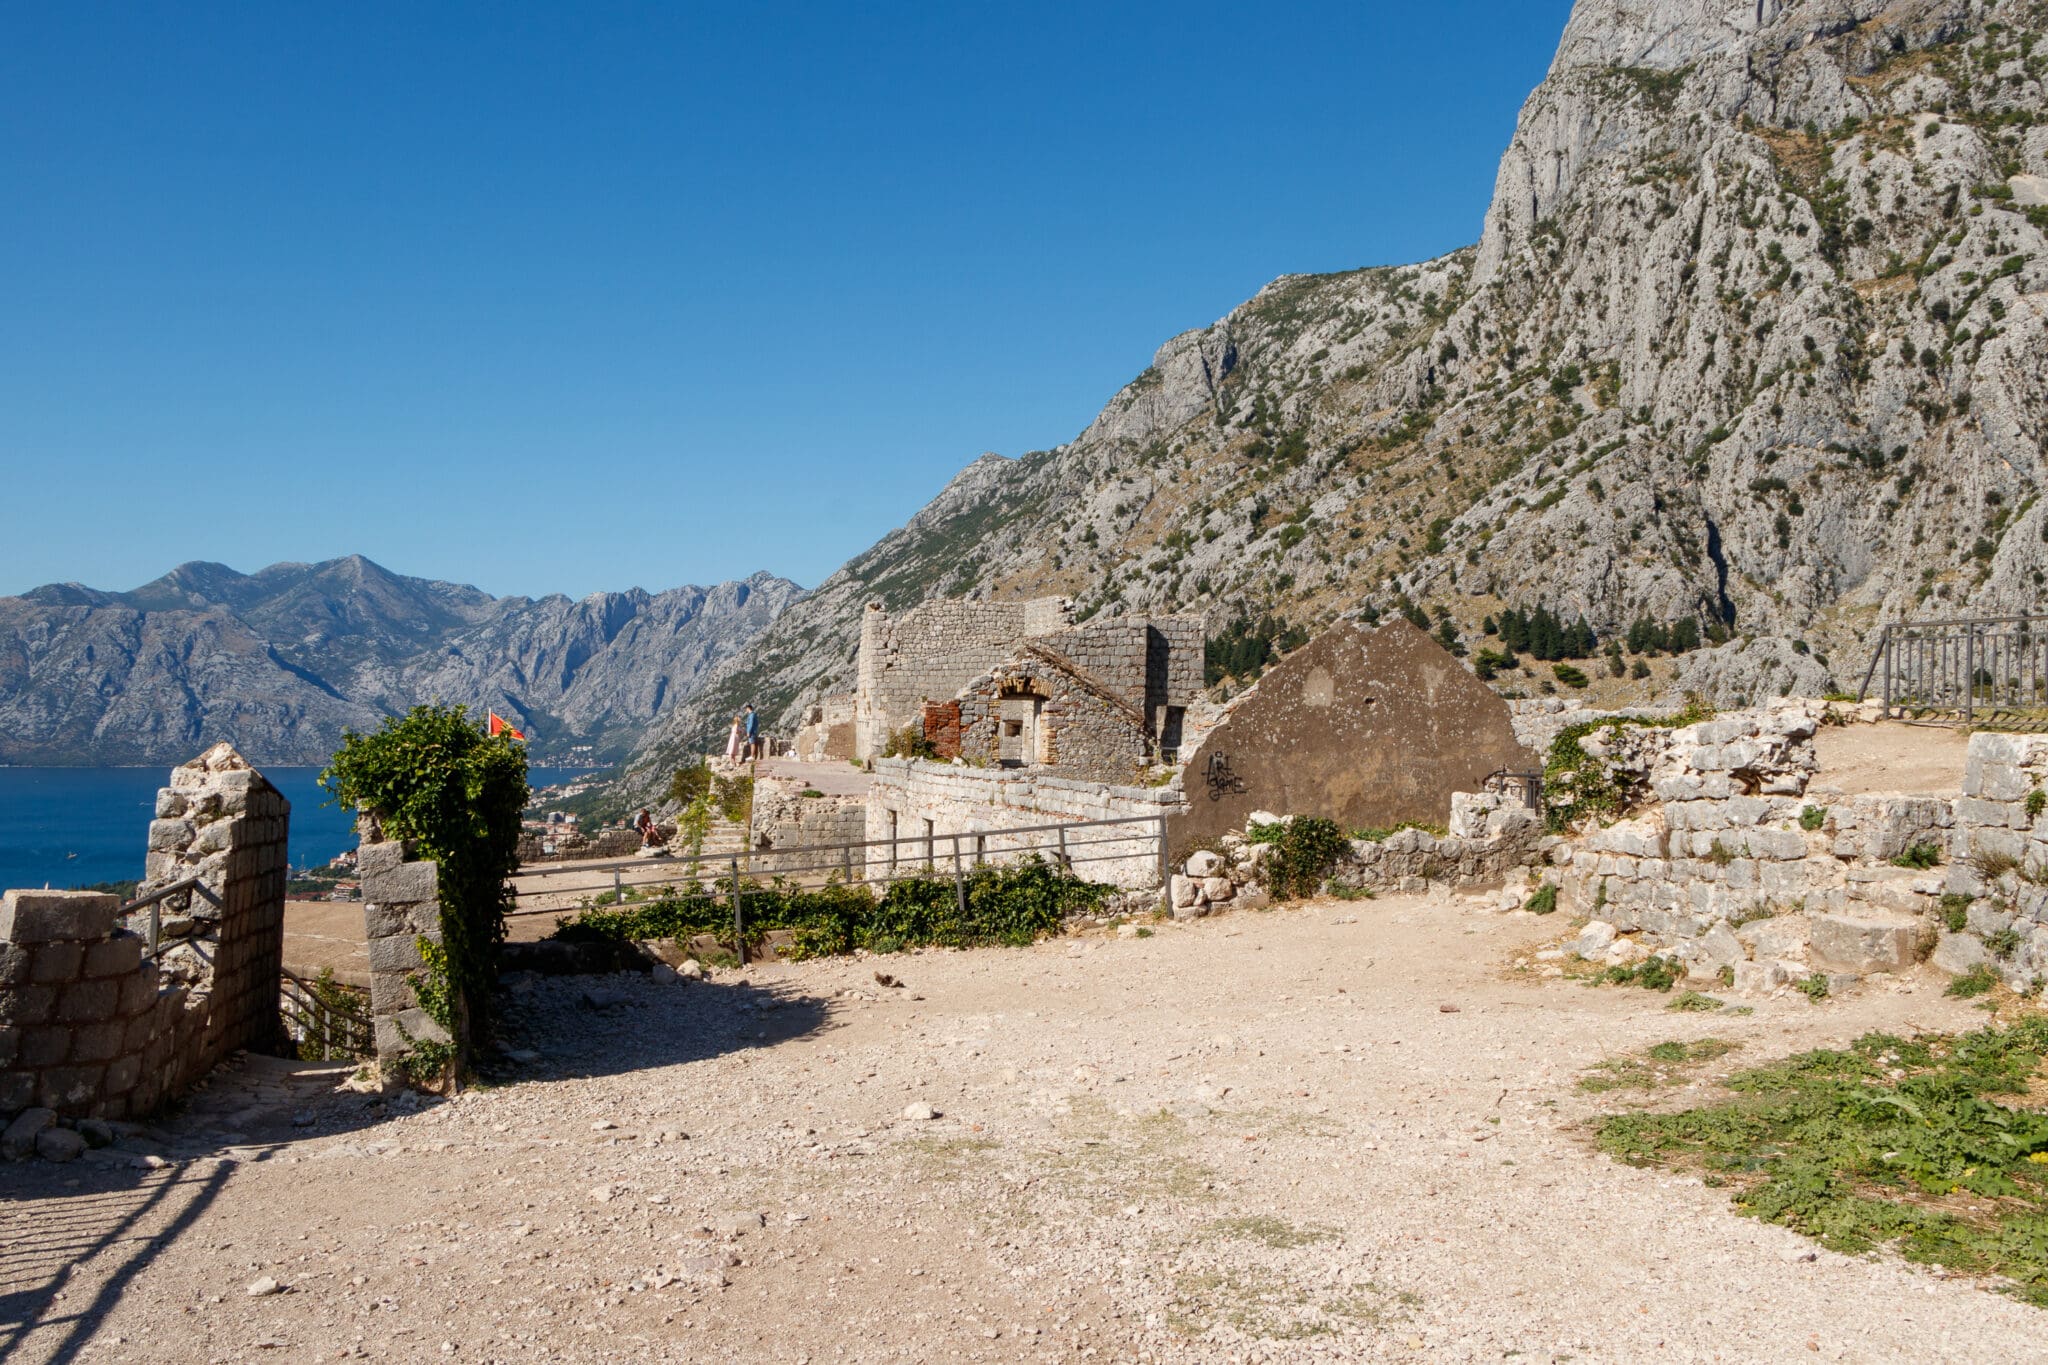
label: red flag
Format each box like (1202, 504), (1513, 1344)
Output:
(488, 711), (526, 741)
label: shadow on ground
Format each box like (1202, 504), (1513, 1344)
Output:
(483, 968), (836, 1086)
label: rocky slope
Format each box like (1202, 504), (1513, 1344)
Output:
(627, 0), (2048, 786)
(0, 557), (801, 765)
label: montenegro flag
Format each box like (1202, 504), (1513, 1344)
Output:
(488, 712), (526, 741)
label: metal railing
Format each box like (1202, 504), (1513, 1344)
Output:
(1858, 615), (2048, 721)
(279, 970), (374, 1060)
(506, 812), (1173, 957)
(120, 875), (224, 960)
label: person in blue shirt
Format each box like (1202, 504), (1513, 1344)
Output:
(743, 704), (760, 760)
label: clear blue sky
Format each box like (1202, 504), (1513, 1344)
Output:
(1, 1), (1572, 601)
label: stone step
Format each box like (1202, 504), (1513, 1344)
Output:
(1808, 910), (1923, 975)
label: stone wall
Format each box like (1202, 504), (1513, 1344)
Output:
(1545, 706), (2048, 992)
(1174, 620), (1536, 856)
(952, 650), (1152, 784)
(854, 596), (1205, 764)
(749, 776), (869, 877)
(865, 759), (1182, 889)
(1, 745), (289, 1121)
(792, 694), (857, 763)
(357, 833), (456, 1066)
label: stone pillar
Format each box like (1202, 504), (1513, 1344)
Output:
(1, 744), (290, 1123)
(357, 831), (454, 1065)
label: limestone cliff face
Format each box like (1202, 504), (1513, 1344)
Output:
(0, 557), (800, 765)
(631, 0), (2046, 785)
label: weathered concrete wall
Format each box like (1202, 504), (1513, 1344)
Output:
(865, 759), (1182, 889)
(1, 745), (289, 1120)
(1174, 621), (1536, 855)
(357, 834), (454, 1065)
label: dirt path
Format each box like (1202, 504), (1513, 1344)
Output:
(9, 895), (2046, 1363)
(1812, 721), (1970, 795)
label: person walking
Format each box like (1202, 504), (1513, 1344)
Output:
(743, 703), (761, 761)
(725, 713), (744, 766)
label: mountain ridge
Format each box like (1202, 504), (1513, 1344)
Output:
(0, 556), (802, 766)
(620, 0), (2048, 791)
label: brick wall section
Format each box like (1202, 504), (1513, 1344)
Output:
(357, 834), (454, 1064)
(1, 744), (289, 1120)
(921, 701), (963, 760)
(865, 759), (1183, 889)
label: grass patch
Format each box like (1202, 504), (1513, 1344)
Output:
(1526, 884), (1559, 915)
(1580, 1038), (1738, 1093)
(1594, 955), (1683, 991)
(1595, 1019), (2048, 1306)
(1205, 1215), (1340, 1249)
(1948, 964), (1999, 998)
(1892, 842), (1944, 870)
(1667, 990), (1727, 1013)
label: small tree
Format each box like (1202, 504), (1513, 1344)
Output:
(322, 705), (527, 1046)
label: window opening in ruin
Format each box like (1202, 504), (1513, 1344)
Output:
(998, 694), (1042, 768)
(1161, 706), (1186, 765)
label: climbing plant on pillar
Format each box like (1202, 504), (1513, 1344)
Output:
(321, 705), (528, 1061)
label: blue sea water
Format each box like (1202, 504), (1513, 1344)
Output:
(0, 767), (594, 893)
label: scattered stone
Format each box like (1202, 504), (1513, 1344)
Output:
(245, 1276), (286, 1297)
(903, 1102), (939, 1121)
(1185, 850), (1223, 878)
(679, 960), (704, 981)
(591, 1120), (617, 1131)
(35, 1127), (86, 1163)
(2, 1108), (57, 1161)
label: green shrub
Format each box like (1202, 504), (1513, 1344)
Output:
(1941, 893), (1974, 933)
(1257, 817), (1351, 900)
(1598, 955), (1681, 991)
(322, 705), (527, 1069)
(1947, 964), (1998, 998)
(1799, 806), (1828, 831)
(1553, 663), (1591, 689)
(2027, 788), (2046, 821)
(1797, 973), (1830, 1002)
(1525, 884), (1559, 915)
(883, 724), (939, 761)
(1987, 927), (2024, 960)
(552, 858), (1110, 959)
(1891, 842), (1943, 870)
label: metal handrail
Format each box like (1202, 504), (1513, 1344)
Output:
(120, 875), (224, 960)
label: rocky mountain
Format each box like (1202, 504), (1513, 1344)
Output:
(626, 0), (2048, 787)
(0, 557), (801, 765)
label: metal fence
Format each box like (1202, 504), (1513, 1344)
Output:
(119, 875), (222, 960)
(506, 812), (1171, 947)
(279, 971), (373, 1060)
(1858, 615), (2048, 722)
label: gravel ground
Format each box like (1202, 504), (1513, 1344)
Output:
(8, 892), (2047, 1364)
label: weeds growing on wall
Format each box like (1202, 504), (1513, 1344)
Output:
(322, 704), (528, 1058)
(1596, 1019), (2048, 1306)
(1541, 697), (1715, 833)
(551, 857), (1111, 959)
(1247, 816), (1350, 900)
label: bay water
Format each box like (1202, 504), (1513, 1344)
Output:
(0, 767), (594, 893)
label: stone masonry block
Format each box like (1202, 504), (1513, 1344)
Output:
(5, 984), (57, 1024)
(0, 946), (24, 986)
(367, 933), (424, 974)
(70, 1021), (125, 1063)
(356, 840), (410, 876)
(84, 936), (144, 979)
(104, 1054), (141, 1098)
(20, 1026), (70, 1068)
(1809, 912), (1921, 974)
(29, 943), (86, 984)
(38, 1065), (105, 1110)
(363, 903), (414, 939)
(146, 819), (196, 852)
(1, 891), (119, 944)
(55, 980), (119, 1023)
(362, 859), (437, 905)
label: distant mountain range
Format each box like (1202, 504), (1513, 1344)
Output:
(0, 556), (801, 766)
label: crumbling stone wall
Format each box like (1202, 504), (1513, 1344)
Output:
(1, 745), (289, 1120)
(1933, 734), (2048, 989)
(792, 694), (857, 762)
(357, 832), (455, 1065)
(748, 775), (868, 876)
(854, 597), (1204, 763)
(865, 759), (1181, 889)
(952, 650), (1153, 783)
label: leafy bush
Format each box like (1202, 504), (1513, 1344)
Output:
(1892, 842), (1943, 870)
(1942, 893), (1974, 933)
(1800, 806), (1828, 831)
(883, 724), (939, 761)
(322, 706), (527, 1066)
(1553, 664), (1591, 689)
(2028, 788), (2046, 821)
(1525, 884), (1559, 915)
(1252, 817), (1350, 900)
(551, 858), (1110, 959)
(1798, 973), (1830, 1002)
(1597, 956), (1681, 991)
